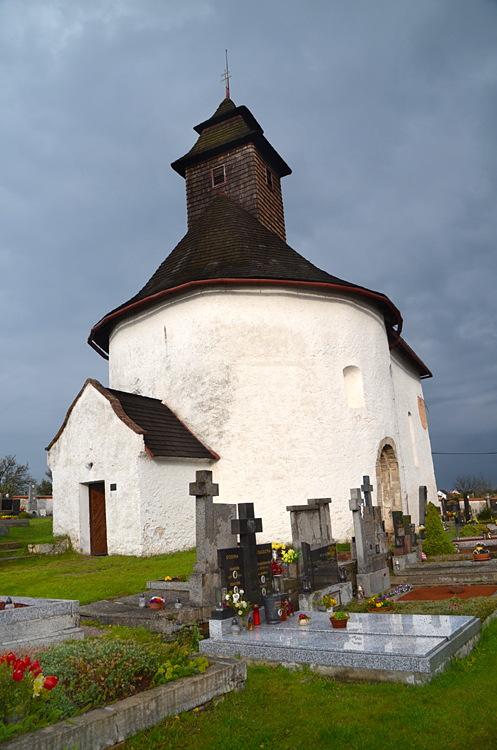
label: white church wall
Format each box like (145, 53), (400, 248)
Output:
(389, 349), (438, 525)
(108, 286), (413, 543)
(48, 384), (144, 555)
(137, 454), (215, 556)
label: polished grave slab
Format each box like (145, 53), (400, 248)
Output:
(199, 611), (481, 685)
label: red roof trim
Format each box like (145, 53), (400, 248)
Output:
(88, 277), (403, 358)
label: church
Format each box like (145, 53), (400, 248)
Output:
(47, 95), (438, 557)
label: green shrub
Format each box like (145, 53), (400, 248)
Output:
(422, 502), (455, 556)
(459, 523), (488, 538)
(18, 512), (30, 519)
(477, 506), (493, 523)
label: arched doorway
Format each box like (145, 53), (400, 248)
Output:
(375, 441), (402, 534)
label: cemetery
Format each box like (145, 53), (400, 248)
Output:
(1, 469), (497, 749)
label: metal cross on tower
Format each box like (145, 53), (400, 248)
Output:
(221, 49), (231, 99)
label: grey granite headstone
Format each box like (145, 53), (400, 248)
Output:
(27, 482), (37, 514)
(349, 482), (390, 597)
(286, 498), (333, 551)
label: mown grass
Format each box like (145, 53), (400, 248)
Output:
(0, 518), (195, 604)
(345, 594), (497, 621)
(4, 517), (64, 545)
(123, 617), (497, 750)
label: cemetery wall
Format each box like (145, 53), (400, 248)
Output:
(108, 285), (433, 543)
(49, 384), (143, 555)
(389, 348), (438, 524)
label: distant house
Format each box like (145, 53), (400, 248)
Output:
(48, 96), (437, 556)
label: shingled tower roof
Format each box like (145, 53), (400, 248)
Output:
(87, 98), (433, 377)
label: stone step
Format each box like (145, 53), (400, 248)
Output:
(0, 554), (38, 563)
(0, 542), (23, 551)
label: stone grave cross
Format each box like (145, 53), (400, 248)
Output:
(361, 476), (374, 507)
(231, 503), (263, 605)
(349, 487), (366, 569)
(188, 470), (237, 607)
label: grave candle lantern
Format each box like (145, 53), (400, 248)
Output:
(302, 576), (312, 594)
(253, 604), (260, 626)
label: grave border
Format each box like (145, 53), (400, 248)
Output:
(1, 657), (246, 750)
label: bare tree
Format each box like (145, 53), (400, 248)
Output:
(453, 473), (495, 496)
(0, 455), (35, 496)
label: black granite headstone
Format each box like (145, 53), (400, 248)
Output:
(463, 494), (471, 523)
(301, 541), (339, 591)
(218, 547), (245, 594)
(392, 511), (405, 550)
(256, 543), (272, 598)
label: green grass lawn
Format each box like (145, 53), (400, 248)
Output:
(1, 519), (195, 604)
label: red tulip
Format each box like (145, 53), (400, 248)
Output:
(12, 669), (24, 682)
(28, 660), (40, 672)
(43, 676), (58, 691)
(6, 652), (16, 665)
(32, 667), (42, 678)
(22, 656), (31, 667)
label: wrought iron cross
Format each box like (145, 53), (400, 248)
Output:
(221, 49), (231, 99)
(361, 476), (374, 507)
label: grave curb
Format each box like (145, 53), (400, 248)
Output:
(0, 657), (246, 750)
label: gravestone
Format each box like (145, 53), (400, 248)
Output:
(188, 470), (237, 607)
(286, 498), (333, 552)
(349, 477), (390, 597)
(301, 541), (339, 590)
(463, 493), (471, 523)
(419, 486), (427, 529)
(0, 495), (20, 516)
(392, 511), (406, 555)
(231, 504), (269, 605)
(27, 482), (37, 514)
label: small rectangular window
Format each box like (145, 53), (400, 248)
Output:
(212, 165), (226, 188)
(266, 167), (274, 190)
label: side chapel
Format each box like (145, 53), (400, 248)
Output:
(47, 95), (438, 556)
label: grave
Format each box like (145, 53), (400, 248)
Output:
(0, 493), (20, 516)
(391, 510), (419, 574)
(288, 498), (352, 610)
(200, 611), (481, 685)
(349, 476), (390, 597)
(0, 595), (83, 649)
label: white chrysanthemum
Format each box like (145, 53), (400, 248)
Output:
(233, 593), (240, 603)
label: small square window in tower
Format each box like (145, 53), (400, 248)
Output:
(211, 165), (226, 188)
(266, 167), (274, 190)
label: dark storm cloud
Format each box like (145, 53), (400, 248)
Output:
(0, 0), (496, 490)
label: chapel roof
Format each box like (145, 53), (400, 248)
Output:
(88, 193), (403, 356)
(46, 379), (218, 460)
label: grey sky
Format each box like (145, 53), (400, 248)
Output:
(1, 0), (496, 491)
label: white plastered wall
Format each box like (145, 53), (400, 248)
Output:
(48, 382), (217, 556)
(389, 349), (438, 526)
(108, 286), (430, 542)
(48, 384), (143, 555)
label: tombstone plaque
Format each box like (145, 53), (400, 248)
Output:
(256, 544), (272, 598)
(463, 494), (471, 523)
(419, 486), (428, 527)
(218, 547), (245, 594)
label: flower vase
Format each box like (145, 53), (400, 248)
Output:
(149, 602), (163, 610)
(473, 553), (490, 561)
(240, 616), (248, 629)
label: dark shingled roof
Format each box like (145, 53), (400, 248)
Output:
(171, 98), (291, 178)
(89, 194), (402, 355)
(107, 388), (218, 459)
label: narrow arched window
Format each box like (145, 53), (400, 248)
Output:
(408, 412), (419, 467)
(343, 366), (365, 409)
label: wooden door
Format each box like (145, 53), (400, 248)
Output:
(89, 482), (108, 556)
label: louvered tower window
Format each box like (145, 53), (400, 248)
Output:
(211, 165), (226, 188)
